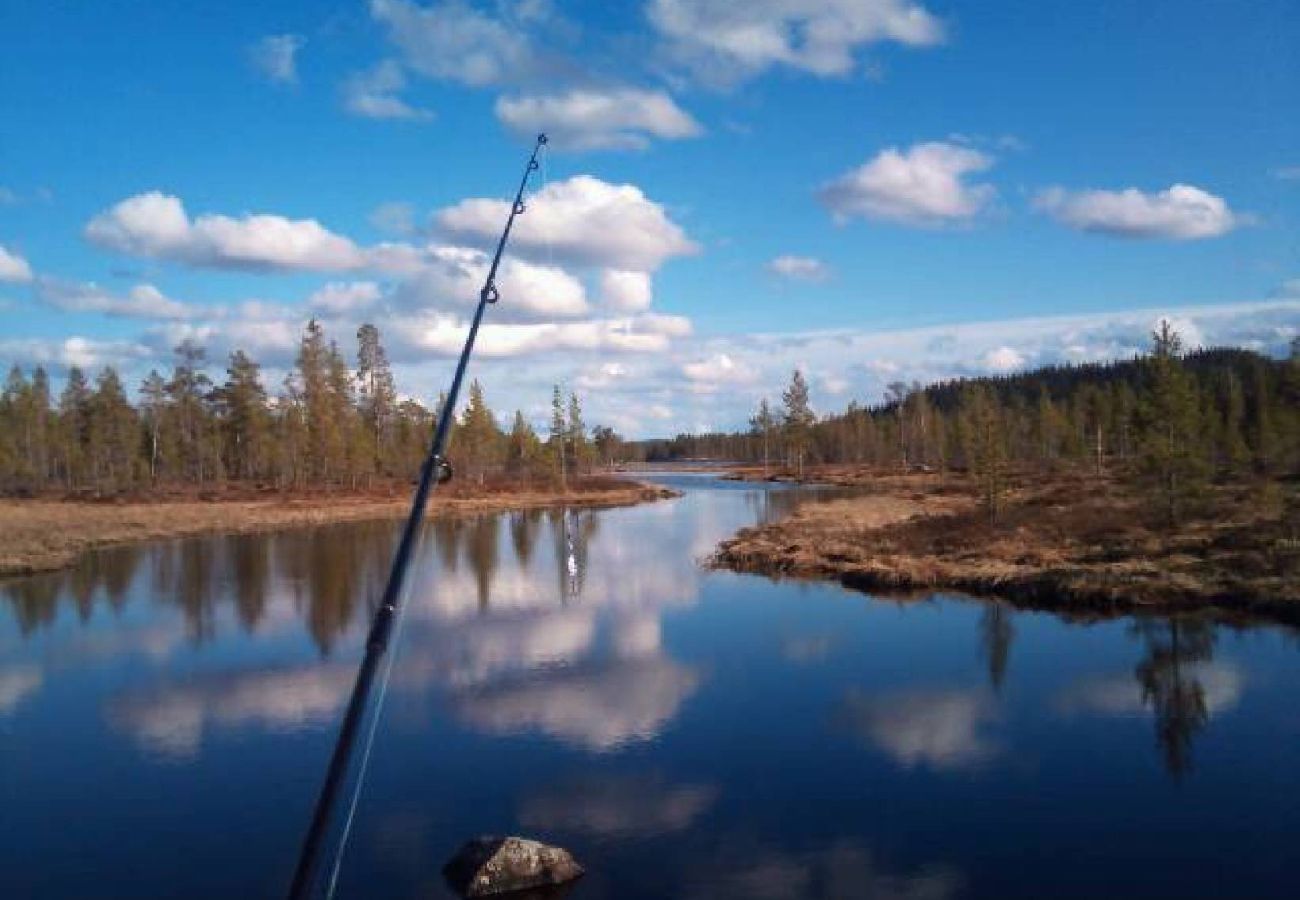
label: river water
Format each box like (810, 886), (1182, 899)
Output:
(2, 474), (1298, 898)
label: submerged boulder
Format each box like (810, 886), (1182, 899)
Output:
(443, 836), (584, 898)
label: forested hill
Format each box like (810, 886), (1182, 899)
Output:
(637, 334), (1300, 490)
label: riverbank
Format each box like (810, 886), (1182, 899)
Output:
(712, 468), (1300, 625)
(0, 477), (676, 578)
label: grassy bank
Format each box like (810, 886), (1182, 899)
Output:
(0, 477), (676, 578)
(712, 467), (1300, 625)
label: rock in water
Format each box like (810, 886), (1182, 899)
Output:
(443, 836), (584, 898)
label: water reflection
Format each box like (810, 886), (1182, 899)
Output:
(977, 604), (1014, 693)
(1055, 617), (1241, 778)
(682, 839), (963, 900)
(519, 774), (718, 839)
(842, 687), (1000, 771)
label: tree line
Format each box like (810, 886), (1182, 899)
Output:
(640, 325), (1300, 522)
(0, 320), (619, 494)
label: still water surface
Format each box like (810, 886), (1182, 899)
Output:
(2, 475), (1299, 898)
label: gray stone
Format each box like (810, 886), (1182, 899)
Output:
(443, 836), (584, 898)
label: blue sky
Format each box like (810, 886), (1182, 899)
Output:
(1, 1), (1297, 435)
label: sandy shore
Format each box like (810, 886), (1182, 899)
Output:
(0, 480), (676, 578)
(712, 470), (1300, 626)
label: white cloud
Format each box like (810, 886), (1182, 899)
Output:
(369, 201), (417, 236)
(682, 353), (759, 392)
(394, 311), (691, 359)
(819, 142), (995, 226)
(249, 34), (305, 85)
(495, 88), (702, 150)
(0, 336), (152, 371)
(37, 278), (194, 320)
(599, 269), (652, 311)
(0, 244), (34, 282)
(1034, 183), (1244, 240)
(1272, 166), (1300, 181)
(436, 174), (697, 272)
(1056, 663), (1244, 718)
(342, 60), (434, 120)
(767, 254), (829, 282)
(370, 0), (537, 87)
(649, 0), (944, 85)
(981, 345), (1025, 373)
(396, 245), (589, 320)
(85, 191), (367, 272)
(308, 281), (383, 314)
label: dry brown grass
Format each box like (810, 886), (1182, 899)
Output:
(714, 470), (1300, 624)
(0, 478), (675, 578)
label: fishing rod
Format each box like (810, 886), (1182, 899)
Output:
(288, 133), (548, 900)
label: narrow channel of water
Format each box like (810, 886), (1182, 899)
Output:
(2, 474), (1298, 898)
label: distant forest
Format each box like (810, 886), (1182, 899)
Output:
(639, 326), (1300, 521)
(0, 320), (617, 494)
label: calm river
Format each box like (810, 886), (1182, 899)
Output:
(2, 474), (1299, 898)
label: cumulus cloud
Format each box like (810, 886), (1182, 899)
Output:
(0, 336), (152, 371)
(396, 245), (589, 320)
(1034, 183), (1244, 239)
(85, 191), (367, 272)
(370, 0), (538, 87)
(36, 278), (195, 320)
(436, 174), (697, 271)
(394, 311), (691, 359)
(249, 34), (305, 85)
(0, 243), (34, 282)
(819, 142), (995, 226)
(342, 60), (434, 120)
(599, 269), (652, 311)
(682, 352), (760, 392)
(308, 281), (383, 314)
(495, 88), (702, 150)
(767, 254), (829, 282)
(649, 0), (944, 85)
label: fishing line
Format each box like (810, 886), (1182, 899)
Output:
(323, 524), (424, 900)
(288, 134), (548, 900)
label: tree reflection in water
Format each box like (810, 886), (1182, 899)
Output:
(978, 603), (1015, 693)
(1132, 618), (1216, 779)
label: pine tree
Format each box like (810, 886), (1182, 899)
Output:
(782, 369), (815, 479)
(548, 384), (567, 488)
(356, 323), (396, 475)
(506, 410), (542, 476)
(166, 340), (215, 483)
(568, 391), (591, 474)
(89, 367), (139, 489)
(1136, 321), (1207, 526)
(750, 398), (777, 475)
(58, 366), (92, 488)
(217, 351), (271, 481)
(138, 370), (167, 483)
(959, 383), (1008, 521)
(457, 380), (502, 482)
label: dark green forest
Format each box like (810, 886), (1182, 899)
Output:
(0, 319), (613, 494)
(639, 326), (1300, 521)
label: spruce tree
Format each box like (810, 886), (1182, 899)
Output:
(781, 369), (815, 478)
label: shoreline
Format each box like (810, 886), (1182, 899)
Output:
(0, 479), (677, 579)
(711, 469), (1300, 628)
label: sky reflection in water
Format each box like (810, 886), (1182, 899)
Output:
(3, 475), (1299, 898)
